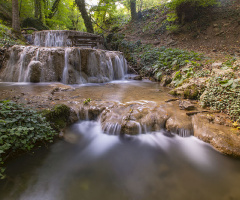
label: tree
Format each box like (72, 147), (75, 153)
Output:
(75, 0), (94, 33)
(47, 0), (61, 19)
(130, 0), (137, 21)
(12, 0), (20, 33)
(34, 0), (40, 19)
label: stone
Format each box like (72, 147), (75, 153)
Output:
(165, 112), (193, 137)
(179, 100), (195, 110)
(160, 75), (172, 86)
(121, 121), (142, 135)
(29, 61), (42, 83)
(133, 75), (142, 80)
(0, 45), (127, 84)
(169, 78), (207, 100)
(192, 113), (240, 157)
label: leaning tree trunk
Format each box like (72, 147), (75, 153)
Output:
(12, 0), (20, 33)
(130, 0), (137, 21)
(75, 0), (94, 33)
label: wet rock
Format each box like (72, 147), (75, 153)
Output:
(100, 101), (170, 135)
(121, 121), (142, 135)
(51, 84), (75, 95)
(133, 75), (142, 80)
(179, 100), (195, 110)
(0, 45), (127, 84)
(29, 61), (42, 82)
(140, 107), (169, 132)
(192, 113), (240, 157)
(166, 113), (193, 137)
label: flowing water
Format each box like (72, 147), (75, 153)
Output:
(1, 120), (240, 200)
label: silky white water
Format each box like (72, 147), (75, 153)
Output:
(1, 120), (240, 200)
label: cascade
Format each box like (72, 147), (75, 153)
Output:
(0, 30), (128, 84)
(0, 46), (128, 84)
(33, 30), (98, 47)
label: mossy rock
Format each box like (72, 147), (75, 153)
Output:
(42, 104), (71, 131)
(169, 84), (201, 100)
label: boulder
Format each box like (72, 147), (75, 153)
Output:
(169, 78), (207, 99)
(166, 113), (193, 137)
(192, 113), (240, 157)
(29, 61), (42, 82)
(179, 100), (195, 110)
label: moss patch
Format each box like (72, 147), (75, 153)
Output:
(42, 104), (71, 131)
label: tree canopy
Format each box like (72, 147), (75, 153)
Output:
(0, 0), (218, 33)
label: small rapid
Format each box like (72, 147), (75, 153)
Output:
(1, 120), (240, 200)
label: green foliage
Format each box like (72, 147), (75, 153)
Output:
(84, 98), (91, 105)
(0, 100), (57, 179)
(107, 37), (202, 79)
(201, 75), (240, 123)
(0, 24), (25, 47)
(151, 48), (202, 80)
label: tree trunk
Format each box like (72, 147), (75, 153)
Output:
(39, 0), (45, 24)
(130, 0), (137, 21)
(75, 0), (94, 33)
(48, 0), (61, 19)
(34, 0), (41, 19)
(12, 0), (20, 33)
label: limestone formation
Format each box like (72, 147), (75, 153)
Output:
(0, 45), (127, 84)
(192, 114), (240, 157)
(29, 61), (42, 82)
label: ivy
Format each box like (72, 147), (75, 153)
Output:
(200, 76), (240, 123)
(0, 100), (57, 179)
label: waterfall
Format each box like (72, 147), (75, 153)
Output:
(18, 47), (29, 82)
(34, 31), (69, 47)
(62, 48), (71, 84)
(77, 49), (87, 84)
(0, 46), (128, 84)
(103, 123), (122, 135)
(33, 30), (100, 47)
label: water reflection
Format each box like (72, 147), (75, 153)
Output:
(1, 121), (240, 200)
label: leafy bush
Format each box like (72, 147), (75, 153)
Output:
(0, 100), (57, 179)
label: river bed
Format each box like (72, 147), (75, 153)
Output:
(1, 80), (240, 200)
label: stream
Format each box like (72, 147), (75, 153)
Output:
(1, 80), (240, 200)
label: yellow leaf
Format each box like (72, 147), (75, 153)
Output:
(232, 121), (239, 128)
